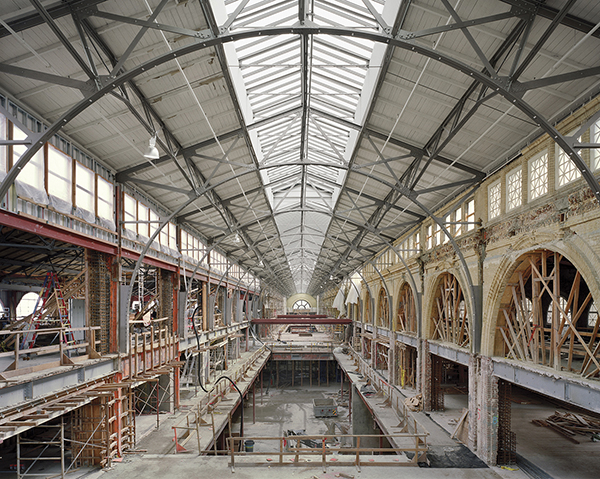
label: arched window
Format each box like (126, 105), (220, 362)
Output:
(17, 292), (40, 320)
(293, 299), (310, 309)
(431, 273), (469, 347)
(495, 250), (599, 379)
(397, 283), (417, 333)
(377, 288), (389, 328)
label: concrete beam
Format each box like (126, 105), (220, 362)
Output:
(493, 358), (600, 414)
(427, 340), (471, 367)
(0, 356), (118, 409)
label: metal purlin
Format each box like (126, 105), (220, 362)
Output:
(1, 21), (599, 343)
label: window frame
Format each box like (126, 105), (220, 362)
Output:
(97, 175), (114, 228)
(506, 166), (522, 211)
(443, 213), (451, 244)
(12, 124), (45, 192)
(454, 206), (462, 237)
(488, 179), (501, 220)
(528, 150), (548, 201)
(47, 145), (73, 205)
(466, 199), (475, 231)
(592, 119), (600, 171)
(555, 132), (581, 188)
(0, 113), (7, 173)
(138, 203), (150, 238)
(123, 193), (137, 234)
(426, 224), (433, 250)
(74, 161), (95, 214)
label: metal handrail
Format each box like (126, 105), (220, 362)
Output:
(227, 432), (428, 472)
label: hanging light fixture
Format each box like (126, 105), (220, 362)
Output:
(258, 259), (264, 268)
(144, 134), (160, 159)
(234, 233), (241, 244)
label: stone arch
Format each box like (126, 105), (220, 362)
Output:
(396, 281), (417, 334)
(292, 299), (311, 310)
(287, 293), (316, 310)
(377, 285), (389, 328)
(482, 234), (600, 357)
(427, 271), (470, 348)
(486, 247), (600, 378)
(364, 287), (372, 324)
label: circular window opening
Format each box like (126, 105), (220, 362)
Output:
(293, 300), (310, 309)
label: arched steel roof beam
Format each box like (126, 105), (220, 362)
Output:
(2, 23), (599, 323)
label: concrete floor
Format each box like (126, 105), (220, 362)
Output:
(510, 388), (600, 479)
(422, 386), (600, 479)
(89, 456), (526, 479)
(242, 384), (348, 452)
(88, 381), (525, 479)
(0, 384), (525, 479)
(7, 342), (598, 479)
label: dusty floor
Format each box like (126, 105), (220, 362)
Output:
(242, 384), (349, 453)
(4, 355), (599, 479)
(422, 386), (600, 479)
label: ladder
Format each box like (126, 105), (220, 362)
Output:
(181, 352), (198, 387)
(21, 272), (73, 349)
(52, 273), (74, 346)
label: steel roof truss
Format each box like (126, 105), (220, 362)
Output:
(82, 4), (205, 39)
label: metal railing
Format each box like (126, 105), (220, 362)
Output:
(0, 326), (101, 374)
(226, 432), (428, 472)
(171, 345), (270, 454)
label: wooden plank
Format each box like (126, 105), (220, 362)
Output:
(1, 360), (62, 377)
(531, 265), (600, 372)
(451, 408), (469, 439)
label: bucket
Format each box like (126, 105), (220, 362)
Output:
(244, 440), (254, 452)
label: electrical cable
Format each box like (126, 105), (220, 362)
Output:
(191, 305), (244, 437)
(191, 305), (209, 394)
(249, 324), (272, 353)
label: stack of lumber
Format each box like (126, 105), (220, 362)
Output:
(532, 411), (600, 444)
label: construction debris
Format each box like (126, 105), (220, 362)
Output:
(360, 383), (376, 397)
(404, 393), (423, 412)
(532, 411), (600, 444)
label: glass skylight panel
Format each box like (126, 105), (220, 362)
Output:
(314, 0), (381, 29)
(226, 0), (298, 29)
(221, 0), (388, 291)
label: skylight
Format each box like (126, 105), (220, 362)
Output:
(218, 0), (393, 292)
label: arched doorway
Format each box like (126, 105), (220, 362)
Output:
(395, 283), (418, 389)
(430, 273), (469, 348)
(494, 250), (600, 378)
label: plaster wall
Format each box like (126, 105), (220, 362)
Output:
(322, 98), (600, 466)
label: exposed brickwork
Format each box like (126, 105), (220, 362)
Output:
(421, 340), (432, 411)
(476, 356), (498, 465)
(468, 354), (479, 451)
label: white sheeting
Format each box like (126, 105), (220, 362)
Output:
(15, 180), (49, 205)
(345, 283), (359, 305)
(332, 286), (346, 318)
